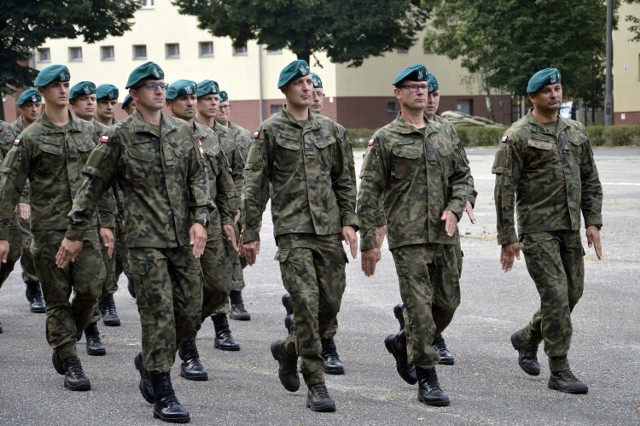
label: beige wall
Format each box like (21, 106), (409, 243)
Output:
(613, 2), (640, 117)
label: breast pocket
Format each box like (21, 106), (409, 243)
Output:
(35, 141), (62, 174)
(391, 142), (420, 180)
(125, 148), (158, 186)
(274, 135), (300, 173)
(526, 138), (557, 169)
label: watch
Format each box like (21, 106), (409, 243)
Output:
(194, 218), (210, 228)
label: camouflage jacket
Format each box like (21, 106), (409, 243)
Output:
(357, 113), (470, 251)
(65, 111), (214, 249)
(492, 111), (603, 245)
(210, 121), (245, 196)
(228, 122), (253, 165)
(193, 121), (239, 240)
(0, 111), (115, 240)
(0, 116), (34, 204)
(242, 107), (359, 242)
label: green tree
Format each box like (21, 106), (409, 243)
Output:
(424, 0), (607, 119)
(172, 0), (430, 66)
(624, 0), (640, 41)
(0, 0), (138, 95)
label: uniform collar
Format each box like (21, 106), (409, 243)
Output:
(131, 111), (177, 137)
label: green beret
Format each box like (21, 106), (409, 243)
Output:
(33, 64), (70, 87)
(122, 94), (133, 110)
(311, 73), (323, 89)
(166, 79), (198, 100)
(392, 64), (428, 86)
(278, 60), (310, 89)
(96, 84), (119, 101)
(527, 68), (561, 94)
(125, 61), (164, 89)
(196, 80), (219, 97)
(16, 89), (42, 106)
(69, 81), (96, 100)
(219, 90), (228, 102)
(426, 73), (439, 93)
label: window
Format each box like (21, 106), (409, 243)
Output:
(233, 43), (248, 56)
(69, 47), (83, 62)
(397, 48), (408, 54)
(456, 99), (473, 115)
(37, 48), (51, 63)
(133, 44), (147, 60)
(266, 48), (282, 55)
(199, 41), (214, 57)
(387, 101), (397, 113)
(101, 46), (115, 61)
(139, 0), (154, 8)
(270, 104), (283, 115)
(165, 43), (180, 59)
(423, 47), (432, 55)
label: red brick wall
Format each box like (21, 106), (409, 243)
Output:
(614, 112), (640, 125)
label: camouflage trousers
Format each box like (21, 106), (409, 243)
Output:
(0, 215), (22, 289)
(200, 235), (234, 321)
(276, 233), (348, 386)
(128, 246), (203, 373)
(520, 230), (585, 373)
(391, 243), (460, 370)
(32, 229), (104, 360)
(18, 215), (39, 284)
(90, 222), (125, 324)
(230, 223), (245, 292)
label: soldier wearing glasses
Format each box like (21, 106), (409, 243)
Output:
(357, 64), (470, 407)
(57, 62), (213, 423)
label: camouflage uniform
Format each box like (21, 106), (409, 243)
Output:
(193, 122), (240, 320)
(211, 122), (245, 299)
(0, 112), (113, 360)
(66, 111), (214, 372)
(357, 113), (470, 369)
(0, 121), (22, 290)
(243, 107), (358, 385)
(492, 111), (603, 372)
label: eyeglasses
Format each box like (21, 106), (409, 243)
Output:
(137, 82), (169, 91)
(312, 92), (325, 99)
(398, 84), (429, 93)
(219, 105), (231, 111)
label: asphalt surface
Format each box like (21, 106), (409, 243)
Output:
(1, 147), (639, 425)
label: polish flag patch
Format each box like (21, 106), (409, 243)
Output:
(367, 138), (375, 147)
(252, 131), (260, 139)
(500, 136), (508, 143)
(13, 138), (21, 146)
(100, 135), (109, 143)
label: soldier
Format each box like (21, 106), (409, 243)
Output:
(358, 64), (470, 406)
(242, 59), (358, 412)
(166, 79), (239, 382)
(0, 89), (46, 315)
(67, 80), (113, 356)
(57, 62), (213, 423)
(0, 64), (115, 391)
(93, 83), (123, 327)
(195, 80), (243, 350)
(493, 68), (603, 394)
(214, 89), (252, 321)
(95, 84), (119, 126)
(122, 94), (136, 116)
(388, 71), (477, 375)
(280, 72), (352, 376)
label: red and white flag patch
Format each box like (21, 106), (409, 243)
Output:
(252, 131), (260, 139)
(100, 135), (109, 143)
(13, 138), (21, 146)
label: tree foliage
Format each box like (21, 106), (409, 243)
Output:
(624, 0), (640, 41)
(424, 0), (607, 104)
(0, 0), (138, 94)
(172, 0), (431, 66)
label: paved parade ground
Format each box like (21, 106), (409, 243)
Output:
(1, 147), (639, 425)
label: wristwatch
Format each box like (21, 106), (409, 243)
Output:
(194, 218), (210, 228)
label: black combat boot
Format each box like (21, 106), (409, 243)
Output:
(25, 281), (46, 313)
(510, 329), (540, 376)
(0, 320), (2, 334)
(393, 303), (405, 330)
(433, 335), (454, 365)
(127, 276), (136, 298)
(306, 382), (336, 412)
(178, 335), (208, 381)
(548, 369), (589, 394)
(416, 367), (450, 406)
(321, 337), (345, 375)
(99, 294), (121, 326)
(284, 314), (294, 333)
(384, 330), (417, 385)
(150, 371), (190, 423)
(282, 293), (293, 315)
(211, 314), (240, 351)
(84, 322), (106, 356)
(52, 351), (65, 375)
(134, 352), (155, 403)
(229, 290), (251, 321)
(270, 339), (300, 392)
(63, 356), (91, 391)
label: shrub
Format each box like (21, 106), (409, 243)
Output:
(456, 126), (505, 147)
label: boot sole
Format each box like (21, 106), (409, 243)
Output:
(548, 381), (588, 394)
(214, 342), (240, 351)
(180, 369), (209, 382)
(30, 307), (46, 313)
(87, 347), (106, 356)
(102, 319), (121, 327)
(65, 379), (91, 391)
(153, 411), (191, 423)
(418, 395), (450, 407)
(229, 313), (251, 321)
(438, 357), (455, 366)
(307, 401), (336, 412)
(322, 366), (345, 375)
